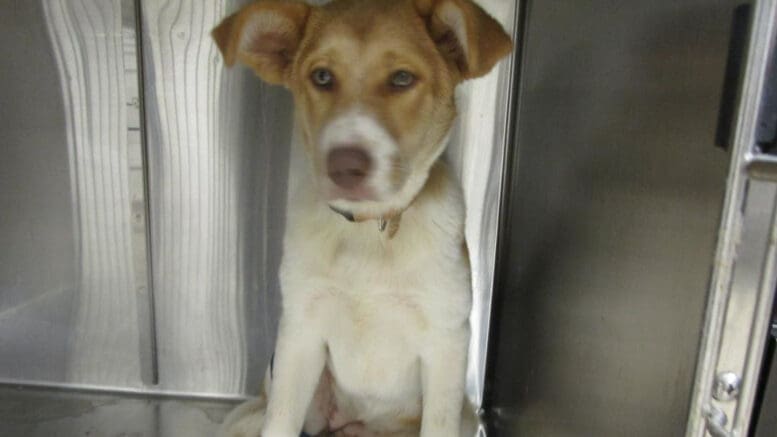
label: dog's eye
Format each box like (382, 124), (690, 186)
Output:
(389, 70), (416, 89)
(311, 68), (334, 89)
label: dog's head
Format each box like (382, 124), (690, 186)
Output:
(213, 0), (512, 220)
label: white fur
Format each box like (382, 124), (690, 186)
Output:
(221, 396), (268, 436)
(277, 155), (469, 436)
(438, 5), (469, 60)
(220, 137), (472, 437)
(238, 12), (290, 54)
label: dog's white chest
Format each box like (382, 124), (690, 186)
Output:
(304, 271), (428, 399)
(277, 182), (472, 431)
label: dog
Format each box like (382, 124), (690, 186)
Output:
(212, 0), (512, 435)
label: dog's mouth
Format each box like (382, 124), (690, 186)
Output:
(327, 184), (377, 202)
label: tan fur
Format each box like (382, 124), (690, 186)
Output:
(213, 1), (511, 436)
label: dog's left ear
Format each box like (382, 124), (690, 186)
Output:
(416, 0), (513, 79)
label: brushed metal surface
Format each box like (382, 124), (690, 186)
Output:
(139, 0), (290, 396)
(687, 2), (777, 435)
(0, 386), (235, 437)
(0, 0), (149, 390)
(714, 180), (777, 437)
(451, 0), (518, 409)
(487, 0), (738, 435)
(0, 0), (75, 384)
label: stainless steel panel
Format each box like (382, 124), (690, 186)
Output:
(139, 0), (290, 396)
(704, 181), (777, 436)
(0, 0), (75, 383)
(686, 2), (777, 436)
(0, 386), (234, 437)
(487, 0), (737, 435)
(0, 0), (149, 389)
(450, 0), (518, 409)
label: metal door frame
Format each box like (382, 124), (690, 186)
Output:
(687, 1), (777, 435)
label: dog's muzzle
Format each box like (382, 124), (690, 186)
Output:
(327, 147), (371, 191)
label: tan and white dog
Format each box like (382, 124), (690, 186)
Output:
(212, 0), (511, 435)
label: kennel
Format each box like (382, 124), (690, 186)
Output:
(1, 0), (776, 436)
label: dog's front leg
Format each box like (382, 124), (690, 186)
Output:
(262, 315), (327, 437)
(419, 327), (469, 437)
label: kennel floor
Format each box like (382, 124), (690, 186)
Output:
(0, 385), (511, 436)
(0, 385), (239, 436)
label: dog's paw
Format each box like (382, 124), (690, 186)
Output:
(218, 397), (267, 437)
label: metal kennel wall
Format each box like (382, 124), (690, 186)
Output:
(2, 0), (777, 436)
(485, 1), (777, 436)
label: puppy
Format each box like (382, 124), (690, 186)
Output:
(212, 0), (512, 435)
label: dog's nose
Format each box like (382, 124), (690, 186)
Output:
(327, 147), (371, 190)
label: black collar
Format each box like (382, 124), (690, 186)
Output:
(329, 205), (392, 233)
(329, 205), (355, 222)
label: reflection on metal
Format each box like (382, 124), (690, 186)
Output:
(139, 0), (291, 396)
(487, 0), (739, 435)
(129, 0), (159, 387)
(0, 0), (81, 387)
(712, 371), (742, 402)
(704, 405), (733, 437)
(746, 154), (777, 181)
(41, 0), (147, 388)
(0, 386), (234, 437)
(686, 1), (777, 436)
(451, 0), (518, 409)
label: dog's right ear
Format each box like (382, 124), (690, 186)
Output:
(211, 1), (310, 85)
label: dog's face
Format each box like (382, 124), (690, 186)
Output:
(213, 0), (512, 219)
